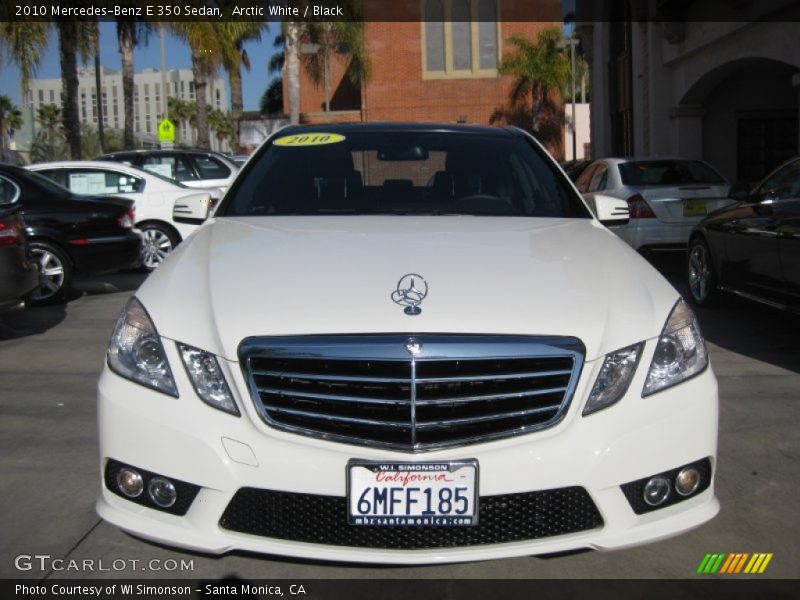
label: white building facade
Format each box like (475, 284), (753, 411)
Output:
(27, 67), (229, 151)
(576, 0), (800, 183)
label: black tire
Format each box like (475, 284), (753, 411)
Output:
(28, 241), (73, 306)
(139, 222), (180, 271)
(687, 237), (722, 307)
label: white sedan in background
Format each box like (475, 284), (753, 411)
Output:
(28, 161), (222, 269)
(575, 158), (732, 253)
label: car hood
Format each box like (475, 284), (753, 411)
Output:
(138, 217), (680, 362)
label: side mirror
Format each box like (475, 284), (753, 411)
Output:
(593, 194), (630, 226)
(173, 193), (211, 225)
(728, 182), (751, 201)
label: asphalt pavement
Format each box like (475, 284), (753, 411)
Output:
(1, 257), (798, 580)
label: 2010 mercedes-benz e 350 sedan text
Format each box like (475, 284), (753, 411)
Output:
(97, 124), (718, 564)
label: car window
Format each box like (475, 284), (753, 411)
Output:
(63, 169), (144, 195)
(221, 131), (591, 219)
(141, 154), (198, 182)
(193, 154), (231, 180)
(0, 175), (20, 205)
(35, 169), (68, 188)
(575, 164), (597, 193)
(619, 160), (726, 186)
(588, 164), (608, 192)
(757, 159), (800, 201)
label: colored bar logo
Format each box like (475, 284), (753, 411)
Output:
(697, 553), (773, 574)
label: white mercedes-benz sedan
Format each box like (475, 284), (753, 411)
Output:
(28, 161), (223, 270)
(96, 124), (718, 564)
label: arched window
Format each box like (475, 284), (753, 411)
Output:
(478, 0), (498, 69)
(452, 0), (472, 71)
(424, 0), (445, 72)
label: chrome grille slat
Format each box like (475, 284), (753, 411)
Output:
(414, 386), (568, 406)
(258, 387), (411, 406)
(252, 370), (409, 384)
(240, 335), (585, 452)
(415, 369), (573, 383)
(265, 406), (410, 428)
(416, 404), (562, 429)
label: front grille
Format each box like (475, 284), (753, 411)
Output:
(239, 335), (584, 451)
(220, 487), (603, 549)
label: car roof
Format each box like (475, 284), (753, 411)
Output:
(28, 160), (147, 172)
(97, 148), (232, 158)
(273, 122), (520, 138)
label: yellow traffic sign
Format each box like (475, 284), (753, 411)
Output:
(158, 118), (175, 143)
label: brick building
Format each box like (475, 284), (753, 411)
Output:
(283, 0), (563, 146)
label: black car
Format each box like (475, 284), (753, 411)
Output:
(95, 149), (236, 187)
(687, 155), (800, 312)
(0, 165), (142, 305)
(0, 198), (38, 310)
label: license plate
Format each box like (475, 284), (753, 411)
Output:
(347, 460), (478, 526)
(683, 201), (708, 217)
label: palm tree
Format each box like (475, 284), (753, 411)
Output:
(171, 18), (221, 149)
(77, 19), (104, 153)
(284, 22), (300, 124)
(0, 95), (22, 161)
(167, 97), (196, 146)
(116, 20), (144, 150)
(499, 28), (571, 134)
(208, 108), (233, 150)
(217, 5), (266, 152)
(56, 20), (81, 159)
(261, 35), (285, 117)
(36, 103), (62, 143)
(0, 20), (50, 106)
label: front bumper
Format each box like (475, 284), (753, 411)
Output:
(97, 338), (719, 564)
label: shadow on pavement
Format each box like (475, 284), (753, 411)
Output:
(648, 253), (800, 375)
(0, 270), (147, 342)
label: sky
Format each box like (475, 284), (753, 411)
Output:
(0, 21), (280, 112)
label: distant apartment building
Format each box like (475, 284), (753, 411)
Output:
(26, 67), (228, 151)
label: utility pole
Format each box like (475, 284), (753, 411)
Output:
(558, 34), (580, 160)
(160, 25), (169, 120)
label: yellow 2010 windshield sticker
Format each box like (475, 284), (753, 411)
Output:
(273, 133), (345, 147)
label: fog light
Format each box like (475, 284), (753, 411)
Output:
(148, 477), (177, 508)
(643, 476), (671, 506)
(116, 468), (143, 498)
(675, 467), (701, 496)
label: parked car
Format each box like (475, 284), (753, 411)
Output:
(0, 185), (38, 310)
(96, 149), (239, 192)
(230, 155), (250, 167)
(28, 161), (220, 270)
(687, 155), (800, 312)
(0, 165), (142, 304)
(576, 158), (732, 252)
(97, 124), (718, 563)
(560, 159), (592, 182)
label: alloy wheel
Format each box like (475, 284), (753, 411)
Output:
(688, 244), (711, 302)
(30, 247), (66, 302)
(141, 228), (174, 269)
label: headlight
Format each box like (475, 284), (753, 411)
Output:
(643, 299), (708, 396)
(178, 343), (239, 415)
(583, 342), (643, 415)
(107, 297), (178, 397)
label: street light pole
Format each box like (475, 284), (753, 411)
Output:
(570, 36), (577, 161)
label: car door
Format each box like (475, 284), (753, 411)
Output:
(139, 153), (200, 185)
(766, 158), (800, 303)
(722, 173), (784, 296)
(58, 168), (145, 203)
(187, 153), (233, 189)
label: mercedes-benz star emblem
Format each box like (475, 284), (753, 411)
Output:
(404, 338), (423, 356)
(391, 274), (428, 316)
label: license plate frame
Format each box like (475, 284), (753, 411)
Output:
(683, 200), (708, 217)
(347, 459), (479, 526)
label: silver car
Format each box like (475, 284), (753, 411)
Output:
(575, 158), (732, 252)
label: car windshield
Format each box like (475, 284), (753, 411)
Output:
(618, 160), (726, 186)
(220, 131), (590, 218)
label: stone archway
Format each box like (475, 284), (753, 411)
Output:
(678, 57), (799, 182)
